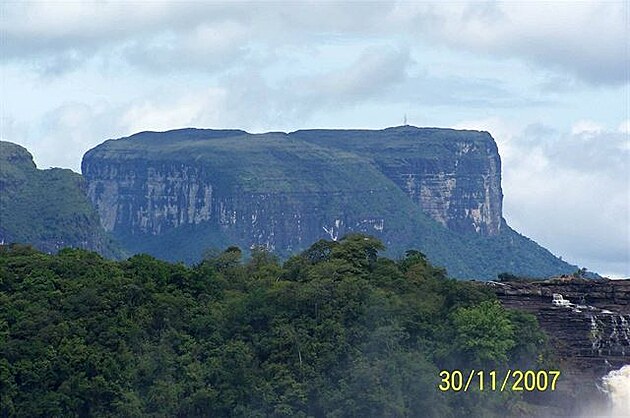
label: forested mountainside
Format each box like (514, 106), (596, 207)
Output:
(81, 127), (575, 279)
(0, 236), (553, 417)
(0, 141), (121, 258)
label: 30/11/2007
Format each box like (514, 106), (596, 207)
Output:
(438, 370), (561, 392)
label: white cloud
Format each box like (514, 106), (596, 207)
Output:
(2, 88), (228, 171)
(454, 117), (629, 276)
(9, 101), (123, 170)
(505, 123), (627, 276)
(120, 88), (227, 134)
(618, 120), (630, 134)
(122, 21), (254, 74)
(4, 2), (626, 84)
(393, 1), (629, 85)
(287, 45), (412, 110)
(1, 2), (390, 73)
(571, 120), (604, 135)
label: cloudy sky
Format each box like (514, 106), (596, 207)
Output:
(1, 1), (628, 277)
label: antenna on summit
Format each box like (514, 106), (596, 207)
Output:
(403, 114), (408, 126)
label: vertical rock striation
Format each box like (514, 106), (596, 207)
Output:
(81, 127), (573, 279)
(82, 129), (420, 258)
(291, 126), (503, 236)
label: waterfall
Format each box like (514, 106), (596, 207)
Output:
(590, 311), (630, 416)
(588, 312), (630, 356)
(601, 365), (630, 417)
(591, 315), (604, 353)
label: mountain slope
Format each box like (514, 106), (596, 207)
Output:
(0, 141), (122, 257)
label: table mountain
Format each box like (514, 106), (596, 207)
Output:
(81, 126), (575, 279)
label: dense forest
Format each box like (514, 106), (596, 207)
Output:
(0, 234), (550, 417)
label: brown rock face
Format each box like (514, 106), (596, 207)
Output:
(489, 278), (630, 413)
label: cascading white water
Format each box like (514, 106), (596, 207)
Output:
(552, 295), (630, 416)
(601, 365), (630, 417)
(588, 312), (630, 356)
(585, 311), (630, 416)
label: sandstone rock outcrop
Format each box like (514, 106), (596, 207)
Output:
(80, 126), (574, 279)
(291, 126), (503, 236)
(490, 278), (630, 413)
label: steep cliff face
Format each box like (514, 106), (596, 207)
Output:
(0, 141), (121, 257)
(85, 158), (410, 253)
(81, 127), (574, 279)
(86, 161), (215, 234)
(292, 127), (503, 236)
(83, 130), (427, 256)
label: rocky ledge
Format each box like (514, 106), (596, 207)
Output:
(487, 278), (630, 413)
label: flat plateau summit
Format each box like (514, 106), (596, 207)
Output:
(73, 126), (574, 279)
